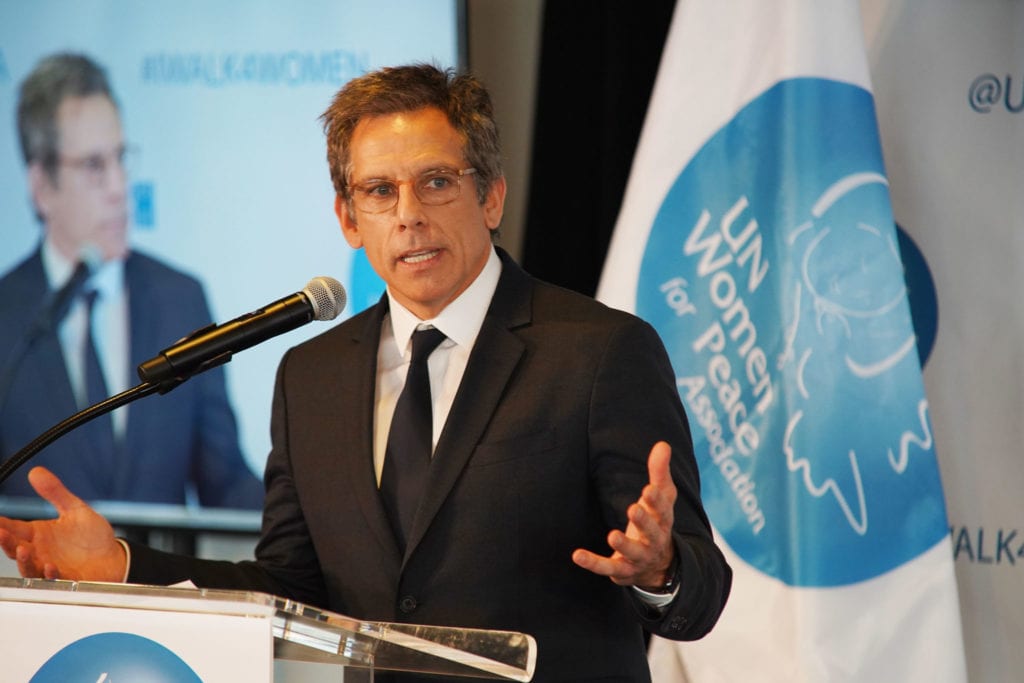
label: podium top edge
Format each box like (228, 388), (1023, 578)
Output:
(0, 577), (537, 680)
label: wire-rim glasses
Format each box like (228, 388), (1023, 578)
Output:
(349, 167), (477, 214)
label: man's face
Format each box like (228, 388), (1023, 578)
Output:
(30, 94), (129, 262)
(336, 106), (505, 320)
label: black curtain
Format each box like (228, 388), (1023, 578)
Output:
(522, 0), (676, 297)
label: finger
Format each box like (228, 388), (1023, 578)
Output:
(0, 522), (36, 559)
(0, 528), (18, 559)
(15, 544), (43, 578)
(624, 499), (671, 555)
(610, 523), (668, 573)
(572, 548), (623, 579)
(640, 443), (677, 523)
(608, 528), (653, 561)
(621, 503), (657, 546)
(574, 547), (642, 586)
(647, 441), (674, 491)
(28, 466), (87, 516)
(0, 517), (35, 543)
(634, 489), (675, 540)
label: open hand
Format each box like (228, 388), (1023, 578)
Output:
(0, 466), (126, 581)
(572, 441), (676, 590)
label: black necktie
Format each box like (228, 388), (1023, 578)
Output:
(381, 327), (447, 552)
(82, 289), (116, 452)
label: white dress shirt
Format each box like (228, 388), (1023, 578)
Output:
(41, 239), (130, 438)
(372, 246), (502, 485)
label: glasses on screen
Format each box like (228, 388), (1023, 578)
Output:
(56, 145), (137, 186)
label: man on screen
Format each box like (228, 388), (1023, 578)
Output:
(0, 64), (730, 681)
(0, 53), (262, 508)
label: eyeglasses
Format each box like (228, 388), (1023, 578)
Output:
(56, 145), (136, 186)
(349, 167), (477, 214)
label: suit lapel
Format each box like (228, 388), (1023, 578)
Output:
(23, 251), (80, 420)
(339, 297), (405, 564)
(404, 251), (533, 560)
(18, 251), (113, 491)
(120, 254), (157, 494)
(17, 252), (79, 420)
(125, 254), (161, 385)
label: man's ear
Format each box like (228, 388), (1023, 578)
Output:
(483, 175), (507, 231)
(335, 194), (363, 249)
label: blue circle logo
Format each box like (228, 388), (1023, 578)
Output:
(31, 632), (202, 682)
(637, 78), (948, 586)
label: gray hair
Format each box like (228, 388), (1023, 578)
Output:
(320, 63), (503, 205)
(17, 52), (118, 179)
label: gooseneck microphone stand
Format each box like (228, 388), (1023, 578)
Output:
(0, 274), (344, 487)
(0, 381), (165, 486)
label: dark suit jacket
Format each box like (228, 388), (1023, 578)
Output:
(0, 248), (263, 507)
(127, 250), (731, 681)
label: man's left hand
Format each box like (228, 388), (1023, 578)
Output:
(572, 441), (676, 590)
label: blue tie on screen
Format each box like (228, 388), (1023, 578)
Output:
(82, 289), (116, 456)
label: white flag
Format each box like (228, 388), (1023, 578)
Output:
(598, 1), (967, 680)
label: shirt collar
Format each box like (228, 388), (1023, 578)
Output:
(41, 237), (125, 299)
(386, 245), (502, 353)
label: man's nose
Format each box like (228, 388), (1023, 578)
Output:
(103, 162), (128, 205)
(394, 181), (428, 228)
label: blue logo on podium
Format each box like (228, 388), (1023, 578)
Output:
(31, 632), (201, 682)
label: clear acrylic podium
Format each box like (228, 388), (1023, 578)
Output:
(0, 577), (536, 681)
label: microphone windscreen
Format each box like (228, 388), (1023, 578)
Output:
(304, 276), (347, 321)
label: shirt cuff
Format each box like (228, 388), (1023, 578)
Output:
(632, 582), (680, 609)
(115, 537), (131, 582)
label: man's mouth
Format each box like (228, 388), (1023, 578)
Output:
(400, 249), (440, 264)
(100, 213), (129, 232)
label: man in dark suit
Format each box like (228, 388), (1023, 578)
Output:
(0, 53), (262, 507)
(0, 64), (730, 681)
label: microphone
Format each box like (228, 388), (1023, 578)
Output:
(137, 276), (347, 387)
(0, 252), (100, 414)
(31, 248), (102, 336)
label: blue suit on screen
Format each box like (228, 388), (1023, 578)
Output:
(0, 247), (263, 508)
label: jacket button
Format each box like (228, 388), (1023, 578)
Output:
(669, 616), (688, 631)
(399, 595), (418, 614)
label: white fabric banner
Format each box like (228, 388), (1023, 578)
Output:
(863, 1), (1024, 680)
(598, 1), (967, 680)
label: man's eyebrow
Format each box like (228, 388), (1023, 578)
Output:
(351, 175), (392, 185)
(353, 163), (461, 182)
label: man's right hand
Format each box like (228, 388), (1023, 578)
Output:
(0, 466), (126, 582)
